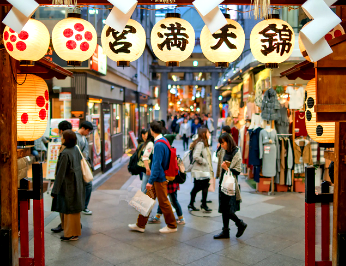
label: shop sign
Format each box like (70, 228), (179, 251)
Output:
(104, 113), (112, 165)
(59, 92), (71, 101)
(71, 111), (85, 119)
(129, 131), (138, 148)
(92, 115), (102, 170)
(90, 44), (107, 75)
(46, 142), (61, 180)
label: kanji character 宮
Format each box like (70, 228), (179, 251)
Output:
(106, 25), (136, 54)
(259, 23), (293, 56)
(157, 22), (189, 51)
(211, 24), (237, 50)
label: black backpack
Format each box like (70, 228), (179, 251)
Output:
(128, 143), (146, 175)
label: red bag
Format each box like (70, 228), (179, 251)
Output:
(156, 139), (179, 182)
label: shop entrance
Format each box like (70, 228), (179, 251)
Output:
(102, 103), (112, 173)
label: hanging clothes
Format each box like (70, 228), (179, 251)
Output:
(294, 111), (308, 137)
(239, 126), (249, 165)
(259, 129), (280, 177)
(255, 82), (263, 108)
(250, 113), (264, 129)
(261, 88), (281, 121)
(231, 127), (239, 145)
(275, 103), (289, 134)
(293, 138), (313, 174)
(279, 138), (287, 185)
(228, 98), (240, 118)
(286, 138), (293, 186)
(275, 138), (282, 184)
(286, 86), (305, 110)
(248, 127), (263, 167)
(246, 101), (256, 120)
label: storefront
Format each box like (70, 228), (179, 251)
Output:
(124, 89), (138, 151)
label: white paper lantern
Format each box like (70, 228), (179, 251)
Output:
(250, 15), (295, 68)
(52, 13), (97, 66)
(3, 19), (50, 65)
(200, 15), (245, 67)
(151, 13), (195, 67)
(305, 78), (334, 143)
(17, 74), (49, 141)
(101, 19), (146, 67)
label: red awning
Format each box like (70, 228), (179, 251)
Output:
(17, 57), (73, 80)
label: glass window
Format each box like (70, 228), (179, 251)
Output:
(113, 104), (121, 134)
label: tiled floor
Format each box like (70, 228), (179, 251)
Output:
(26, 139), (328, 265)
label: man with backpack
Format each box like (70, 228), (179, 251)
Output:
(129, 121), (178, 234)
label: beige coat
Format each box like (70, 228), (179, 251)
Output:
(293, 140), (313, 165)
(190, 142), (214, 179)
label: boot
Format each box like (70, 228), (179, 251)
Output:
(214, 228), (230, 239)
(236, 220), (247, 238)
(188, 203), (200, 211)
(200, 204), (212, 212)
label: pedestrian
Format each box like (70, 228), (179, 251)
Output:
(188, 127), (213, 212)
(171, 116), (178, 134)
(149, 180), (185, 225)
(138, 129), (154, 193)
(129, 121), (177, 233)
(179, 118), (191, 151)
(51, 130), (85, 241)
(216, 125), (232, 179)
(34, 136), (49, 161)
(191, 118), (201, 139)
(51, 120), (73, 233)
(76, 121), (94, 215)
(214, 133), (247, 239)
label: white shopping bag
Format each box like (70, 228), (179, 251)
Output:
(221, 170), (236, 196)
(129, 190), (156, 217)
(212, 151), (218, 164)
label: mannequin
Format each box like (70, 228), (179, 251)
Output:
(246, 93), (256, 119)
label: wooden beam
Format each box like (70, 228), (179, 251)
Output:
(2, 0), (345, 5)
(315, 104), (346, 113)
(150, 65), (225, 73)
(333, 122), (346, 265)
(0, 6), (18, 266)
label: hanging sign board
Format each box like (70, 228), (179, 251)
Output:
(46, 142), (61, 180)
(129, 131), (138, 148)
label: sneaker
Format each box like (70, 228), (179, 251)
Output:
(128, 224), (145, 233)
(177, 219), (185, 225)
(159, 226), (177, 233)
(82, 209), (92, 215)
(60, 236), (79, 241)
(148, 217), (161, 224)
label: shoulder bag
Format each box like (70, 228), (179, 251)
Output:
(76, 145), (93, 183)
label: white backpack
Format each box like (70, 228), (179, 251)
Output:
(182, 149), (195, 172)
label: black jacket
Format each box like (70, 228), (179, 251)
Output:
(51, 146), (85, 214)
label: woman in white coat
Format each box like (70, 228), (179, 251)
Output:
(179, 118), (191, 151)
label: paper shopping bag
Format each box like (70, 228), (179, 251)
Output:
(129, 190), (156, 217)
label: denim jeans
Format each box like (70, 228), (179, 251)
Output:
(85, 181), (92, 209)
(141, 173), (149, 193)
(157, 190), (183, 217)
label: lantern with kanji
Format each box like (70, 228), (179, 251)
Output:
(52, 13), (97, 66)
(3, 19), (50, 65)
(200, 14), (245, 68)
(250, 15), (295, 68)
(151, 13), (195, 67)
(101, 19), (146, 67)
(17, 74), (49, 141)
(305, 78), (334, 143)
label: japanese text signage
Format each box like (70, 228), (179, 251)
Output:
(250, 19), (295, 64)
(201, 18), (245, 65)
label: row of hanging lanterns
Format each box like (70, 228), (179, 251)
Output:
(3, 12), (296, 68)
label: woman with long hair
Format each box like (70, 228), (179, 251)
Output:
(188, 127), (214, 212)
(214, 133), (247, 239)
(138, 129), (155, 193)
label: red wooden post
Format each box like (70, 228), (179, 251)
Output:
(305, 202), (316, 266)
(33, 199), (45, 266)
(19, 200), (29, 258)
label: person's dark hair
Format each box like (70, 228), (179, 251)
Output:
(222, 125), (231, 134)
(58, 120), (72, 131)
(218, 133), (237, 153)
(80, 121), (93, 131)
(144, 129), (154, 147)
(160, 119), (166, 128)
(138, 129), (148, 144)
(150, 120), (162, 134)
(194, 117), (199, 122)
(63, 130), (77, 148)
(190, 127), (209, 149)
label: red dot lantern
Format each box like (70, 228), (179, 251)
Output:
(3, 19), (50, 65)
(52, 13), (97, 66)
(17, 74), (49, 141)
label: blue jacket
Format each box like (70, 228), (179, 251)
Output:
(148, 137), (170, 184)
(191, 123), (201, 135)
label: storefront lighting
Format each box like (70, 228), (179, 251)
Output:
(88, 102), (94, 109)
(17, 74), (49, 141)
(151, 13), (195, 67)
(170, 88), (177, 94)
(116, 116), (120, 120)
(154, 103), (160, 110)
(196, 92), (201, 98)
(305, 78), (334, 143)
(101, 19), (146, 67)
(219, 95), (223, 101)
(89, 98), (102, 103)
(196, 107), (200, 112)
(250, 15), (295, 68)
(52, 13), (97, 66)
(190, 106), (193, 110)
(193, 60), (198, 66)
(192, 96), (196, 100)
(3, 19), (50, 65)
(200, 14), (245, 68)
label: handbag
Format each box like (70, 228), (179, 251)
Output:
(129, 190), (156, 217)
(221, 170), (236, 196)
(208, 177), (216, 192)
(76, 145), (93, 183)
(212, 151), (218, 164)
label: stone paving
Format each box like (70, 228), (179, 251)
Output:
(26, 139), (330, 266)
